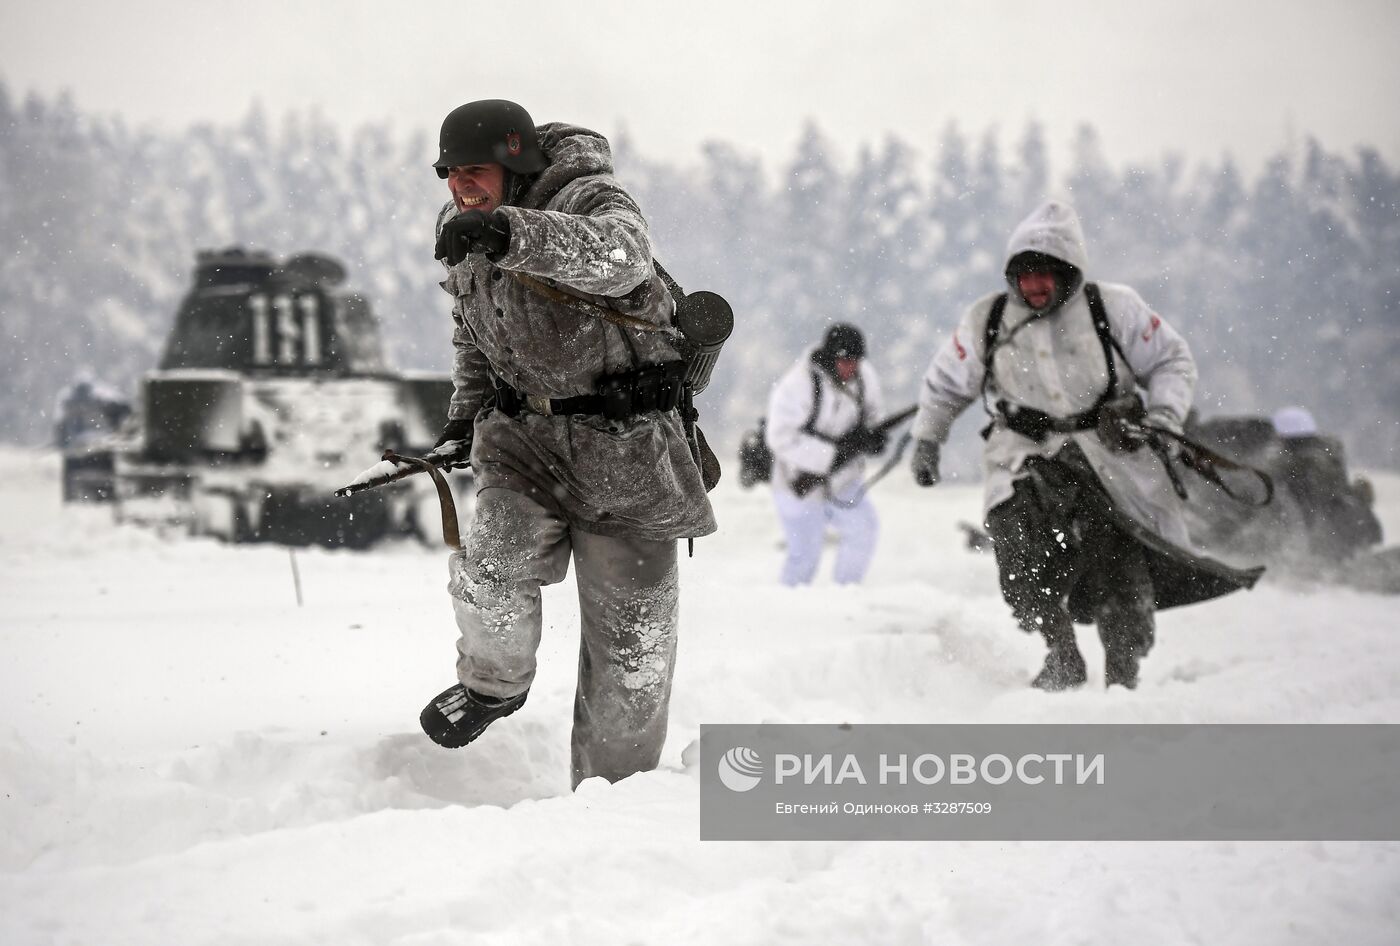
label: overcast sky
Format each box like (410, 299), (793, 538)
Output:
(3, 0), (1397, 176)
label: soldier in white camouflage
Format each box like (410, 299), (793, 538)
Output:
(912, 202), (1261, 690)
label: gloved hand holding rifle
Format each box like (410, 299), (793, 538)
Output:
(1104, 401), (1273, 507)
(334, 418), (472, 496)
(833, 425), (888, 467)
(332, 418), (475, 548)
(427, 417), (474, 470)
(792, 405), (917, 498)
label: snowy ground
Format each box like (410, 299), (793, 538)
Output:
(2, 445), (1399, 946)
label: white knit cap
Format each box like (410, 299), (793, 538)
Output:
(1272, 406), (1317, 438)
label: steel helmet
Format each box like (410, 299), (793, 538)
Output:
(813, 323), (866, 371)
(433, 99), (548, 178)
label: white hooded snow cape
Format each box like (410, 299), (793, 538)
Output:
(913, 202), (1262, 617)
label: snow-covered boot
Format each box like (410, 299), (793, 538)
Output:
(1030, 638), (1087, 691)
(420, 684), (528, 748)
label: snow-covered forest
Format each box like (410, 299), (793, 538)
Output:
(2, 80), (1397, 467)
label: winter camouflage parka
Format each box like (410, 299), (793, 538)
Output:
(436, 123), (716, 542)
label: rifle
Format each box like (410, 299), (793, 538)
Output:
(1127, 424), (1274, 507)
(791, 404), (918, 498)
(333, 450), (464, 549)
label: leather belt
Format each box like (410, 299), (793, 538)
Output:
(494, 382), (607, 418)
(493, 362), (687, 421)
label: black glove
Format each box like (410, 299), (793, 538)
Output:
(862, 428), (888, 455)
(833, 426), (886, 467)
(425, 418), (474, 470)
(1096, 394), (1147, 453)
(434, 210), (511, 266)
(912, 439), (941, 487)
(791, 471), (826, 497)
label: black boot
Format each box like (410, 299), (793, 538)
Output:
(1104, 646), (1140, 690)
(1031, 637), (1087, 691)
(1099, 603), (1152, 690)
(420, 684), (528, 748)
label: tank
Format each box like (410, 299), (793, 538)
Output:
(63, 247), (464, 548)
(1179, 413), (1384, 579)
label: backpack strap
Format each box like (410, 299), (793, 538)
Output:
(1083, 282), (1125, 410)
(976, 293), (1010, 436)
(982, 292), (1009, 376)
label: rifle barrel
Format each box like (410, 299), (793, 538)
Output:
(333, 452), (435, 498)
(875, 405), (919, 433)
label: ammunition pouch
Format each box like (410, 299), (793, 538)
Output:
(598, 361), (687, 419)
(986, 399), (1101, 443)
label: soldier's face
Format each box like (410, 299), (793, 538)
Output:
(835, 357), (859, 382)
(447, 164), (506, 214)
(1017, 271), (1057, 309)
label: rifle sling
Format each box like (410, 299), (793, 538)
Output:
(383, 451), (462, 549)
(1141, 426), (1275, 508)
(507, 271), (674, 334)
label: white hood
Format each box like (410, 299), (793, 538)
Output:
(1005, 201), (1089, 272)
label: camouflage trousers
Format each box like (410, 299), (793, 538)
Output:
(984, 444), (1156, 665)
(448, 487), (679, 788)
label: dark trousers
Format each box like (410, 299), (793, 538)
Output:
(984, 445), (1155, 662)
